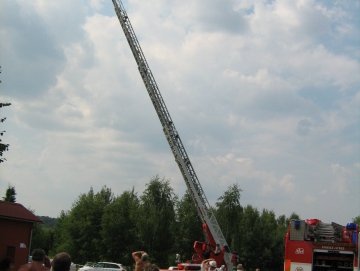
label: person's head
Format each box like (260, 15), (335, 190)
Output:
(31, 249), (46, 262)
(209, 261), (217, 270)
(52, 252), (72, 271)
(141, 253), (148, 261)
(216, 244), (220, 247)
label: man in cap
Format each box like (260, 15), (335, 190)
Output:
(132, 251), (149, 271)
(201, 259), (217, 271)
(18, 249), (50, 271)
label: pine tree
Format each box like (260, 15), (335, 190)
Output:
(3, 184), (16, 202)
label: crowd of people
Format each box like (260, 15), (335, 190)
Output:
(0, 249), (259, 271)
(0, 249), (72, 271)
(199, 244), (259, 271)
(200, 259), (259, 271)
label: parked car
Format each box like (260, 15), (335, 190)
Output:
(78, 262), (96, 271)
(78, 262), (125, 271)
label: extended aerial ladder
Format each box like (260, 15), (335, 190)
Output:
(111, 1), (234, 270)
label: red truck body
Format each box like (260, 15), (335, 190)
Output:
(284, 219), (359, 271)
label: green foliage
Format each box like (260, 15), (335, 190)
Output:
(30, 212), (56, 256)
(288, 212), (301, 222)
(3, 184), (16, 202)
(215, 184), (243, 248)
(51, 211), (73, 256)
(31, 224), (55, 255)
(51, 186), (114, 263)
(101, 188), (139, 265)
(234, 206), (288, 270)
(174, 190), (203, 265)
(0, 102), (11, 163)
(137, 176), (178, 266)
(38, 216), (58, 228)
(252, 210), (281, 270)
(237, 205), (260, 267)
(72, 186), (113, 263)
(353, 215), (360, 224)
(50, 178), (183, 267)
(43, 179), (358, 270)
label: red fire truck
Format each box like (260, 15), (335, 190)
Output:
(284, 219), (359, 271)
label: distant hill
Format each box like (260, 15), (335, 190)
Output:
(38, 216), (57, 228)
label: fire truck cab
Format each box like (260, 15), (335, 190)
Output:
(284, 219), (359, 271)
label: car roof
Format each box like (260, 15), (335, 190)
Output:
(97, 262), (122, 265)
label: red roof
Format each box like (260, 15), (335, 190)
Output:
(0, 201), (43, 223)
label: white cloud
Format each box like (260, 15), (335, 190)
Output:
(304, 194), (317, 204)
(89, 0), (105, 11)
(0, 0), (359, 224)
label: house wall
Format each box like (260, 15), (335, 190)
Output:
(0, 218), (33, 270)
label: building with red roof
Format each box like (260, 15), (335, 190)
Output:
(0, 200), (43, 270)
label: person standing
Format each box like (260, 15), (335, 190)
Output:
(201, 259), (217, 271)
(213, 244), (221, 256)
(132, 251), (149, 271)
(18, 249), (49, 271)
(52, 253), (72, 271)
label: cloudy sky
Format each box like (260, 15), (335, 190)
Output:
(0, 0), (359, 225)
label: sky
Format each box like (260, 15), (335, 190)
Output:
(0, 0), (359, 225)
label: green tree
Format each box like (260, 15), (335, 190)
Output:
(45, 180), (304, 269)
(174, 190), (204, 264)
(287, 212), (301, 222)
(248, 209), (282, 271)
(215, 184), (243, 250)
(0, 102), (11, 163)
(27, 208), (55, 256)
(137, 176), (178, 267)
(101, 188), (140, 265)
(276, 214), (288, 229)
(352, 215), (360, 225)
(38, 216), (58, 228)
(31, 223), (55, 255)
(237, 205), (260, 269)
(52, 186), (114, 263)
(51, 210), (72, 256)
(3, 184), (16, 202)
(275, 214), (290, 266)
